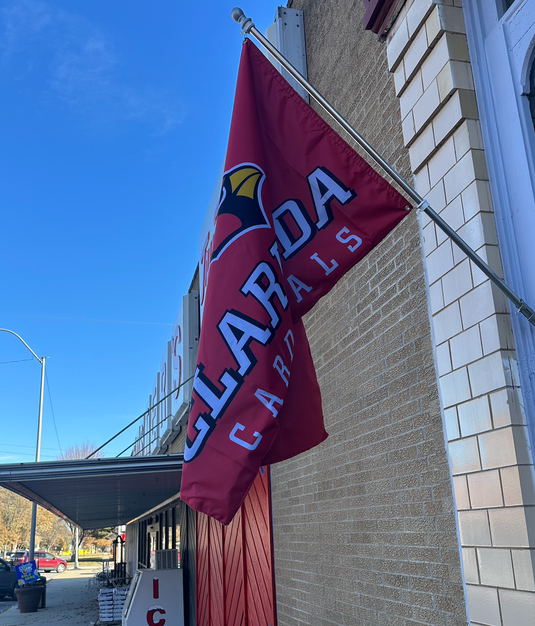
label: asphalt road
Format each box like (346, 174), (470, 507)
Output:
(0, 566), (102, 626)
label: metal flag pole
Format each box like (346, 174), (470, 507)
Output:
(230, 8), (535, 327)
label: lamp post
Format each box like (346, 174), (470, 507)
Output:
(0, 329), (46, 561)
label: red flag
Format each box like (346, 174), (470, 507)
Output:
(180, 40), (409, 524)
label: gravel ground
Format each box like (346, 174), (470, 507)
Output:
(0, 567), (102, 626)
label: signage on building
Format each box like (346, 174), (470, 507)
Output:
(170, 292), (199, 422)
(170, 304), (184, 419)
(144, 398), (152, 456)
(134, 295), (199, 457)
(159, 342), (172, 434)
(198, 167), (223, 320)
(150, 374), (160, 454)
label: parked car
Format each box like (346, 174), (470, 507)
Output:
(10, 550), (67, 573)
(10, 551), (28, 566)
(0, 558), (17, 600)
(34, 552), (67, 573)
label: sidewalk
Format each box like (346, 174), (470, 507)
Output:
(0, 567), (101, 626)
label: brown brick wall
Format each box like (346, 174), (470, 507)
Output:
(270, 2), (468, 625)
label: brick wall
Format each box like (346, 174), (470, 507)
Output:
(287, 0), (411, 181)
(271, 2), (467, 625)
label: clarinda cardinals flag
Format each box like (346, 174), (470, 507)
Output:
(180, 40), (409, 524)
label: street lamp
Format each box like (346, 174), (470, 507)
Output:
(0, 328), (46, 561)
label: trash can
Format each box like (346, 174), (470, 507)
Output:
(14, 584), (43, 613)
(37, 576), (46, 608)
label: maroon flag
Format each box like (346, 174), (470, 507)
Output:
(180, 40), (409, 524)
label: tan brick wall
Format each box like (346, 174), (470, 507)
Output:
(271, 2), (467, 625)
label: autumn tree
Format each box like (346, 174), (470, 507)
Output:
(36, 508), (70, 551)
(0, 488), (70, 553)
(84, 528), (113, 553)
(0, 488), (31, 550)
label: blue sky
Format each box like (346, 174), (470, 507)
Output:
(0, 0), (280, 462)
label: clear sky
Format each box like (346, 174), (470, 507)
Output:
(0, 1), (280, 463)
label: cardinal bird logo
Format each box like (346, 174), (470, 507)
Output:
(211, 163), (270, 262)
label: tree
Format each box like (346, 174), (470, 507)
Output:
(0, 488), (70, 553)
(36, 509), (70, 551)
(92, 537), (112, 553)
(0, 488), (31, 549)
(59, 442), (102, 461)
(84, 527), (114, 553)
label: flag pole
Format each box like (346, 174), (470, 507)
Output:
(231, 8), (535, 327)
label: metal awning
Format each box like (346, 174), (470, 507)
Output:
(0, 455), (183, 530)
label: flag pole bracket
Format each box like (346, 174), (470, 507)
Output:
(516, 301), (535, 323)
(415, 199), (430, 213)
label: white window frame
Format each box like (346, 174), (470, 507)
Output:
(463, 0), (535, 438)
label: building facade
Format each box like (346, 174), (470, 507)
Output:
(125, 2), (535, 625)
(270, 1), (535, 625)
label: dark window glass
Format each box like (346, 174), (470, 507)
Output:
(501, 0), (517, 13)
(529, 58), (535, 129)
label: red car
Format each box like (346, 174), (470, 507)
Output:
(10, 550), (67, 573)
(35, 551), (67, 573)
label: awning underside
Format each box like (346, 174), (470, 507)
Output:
(0, 455), (183, 530)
